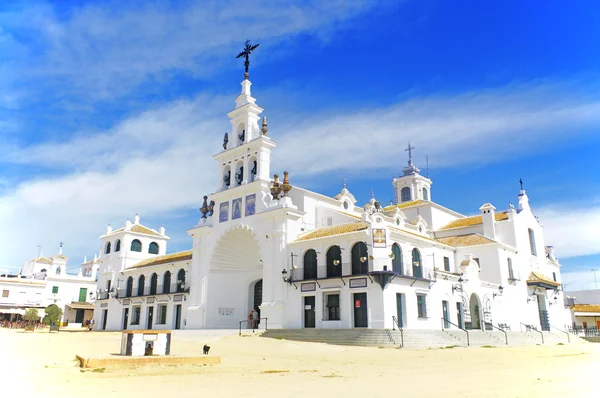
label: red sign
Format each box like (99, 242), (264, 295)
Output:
(355, 300), (361, 308)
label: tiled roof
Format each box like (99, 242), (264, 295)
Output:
(30, 256), (52, 264)
(526, 271), (560, 287)
(435, 234), (496, 247)
(572, 304), (600, 313)
(440, 212), (509, 230)
(129, 250), (192, 269)
(294, 222), (369, 242)
(383, 200), (425, 212)
(388, 226), (434, 242)
(109, 224), (162, 237)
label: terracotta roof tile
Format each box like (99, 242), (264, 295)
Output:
(526, 271), (560, 287)
(128, 250), (192, 269)
(294, 222), (369, 242)
(572, 304), (600, 313)
(383, 200), (425, 212)
(435, 234), (496, 247)
(108, 224), (162, 237)
(440, 212), (509, 230)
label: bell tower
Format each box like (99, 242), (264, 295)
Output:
(392, 143), (432, 203)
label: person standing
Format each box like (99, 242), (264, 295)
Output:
(251, 309), (259, 332)
(247, 311), (254, 330)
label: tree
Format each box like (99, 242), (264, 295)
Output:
(44, 304), (63, 326)
(24, 308), (39, 324)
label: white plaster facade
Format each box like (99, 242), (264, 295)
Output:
(94, 74), (571, 333)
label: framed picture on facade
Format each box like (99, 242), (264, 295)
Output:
(373, 228), (386, 248)
(232, 198), (243, 220)
(219, 202), (229, 223)
(245, 194), (256, 216)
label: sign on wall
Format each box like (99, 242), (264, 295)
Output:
(245, 194), (256, 216)
(173, 294), (183, 302)
(232, 198), (243, 220)
(218, 308), (234, 316)
(349, 278), (368, 288)
(373, 228), (387, 248)
(219, 202), (229, 223)
(301, 282), (316, 292)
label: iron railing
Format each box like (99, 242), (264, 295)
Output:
(568, 325), (600, 337)
(441, 317), (469, 346)
(238, 317), (268, 336)
(115, 283), (190, 299)
(391, 316), (404, 348)
(550, 324), (570, 343)
(290, 264), (433, 281)
(520, 322), (544, 343)
(487, 323), (508, 345)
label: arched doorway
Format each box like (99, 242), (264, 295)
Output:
(469, 294), (481, 330)
(351, 242), (369, 275)
(326, 245), (342, 278)
(253, 280), (262, 313)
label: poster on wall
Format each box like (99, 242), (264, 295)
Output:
(219, 202), (229, 223)
(373, 228), (386, 248)
(232, 198), (243, 220)
(245, 194), (256, 216)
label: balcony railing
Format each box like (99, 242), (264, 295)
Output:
(289, 264), (433, 282)
(116, 283), (190, 299)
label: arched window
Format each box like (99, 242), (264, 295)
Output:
(125, 276), (133, 297)
(392, 243), (403, 274)
(177, 269), (186, 292)
(326, 246), (342, 278)
(149, 242), (159, 255)
(401, 187), (411, 202)
(55, 267), (61, 275)
(115, 239), (121, 252)
(412, 248), (422, 278)
(131, 239), (142, 252)
(303, 249), (318, 280)
(163, 271), (171, 294)
(40, 268), (47, 273)
(528, 228), (537, 256)
(423, 187), (429, 201)
(150, 273), (158, 295)
(351, 242), (369, 275)
(137, 275), (145, 296)
(105, 242), (111, 254)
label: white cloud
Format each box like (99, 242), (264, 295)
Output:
(1, 79), (600, 268)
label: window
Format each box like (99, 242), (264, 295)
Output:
(303, 249), (318, 280)
(131, 306), (141, 325)
(55, 267), (61, 275)
(163, 271), (171, 294)
(401, 187), (411, 202)
(473, 258), (481, 271)
(552, 272), (556, 282)
(423, 187), (429, 201)
(115, 239), (121, 252)
(150, 273), (158, 295)
(351, 242), (369, 275)
(392, 243), (403, 274)
(324, 293), (340, 321)
(149, 242), (159, 255)
(131, 239), (142, 252)
(2, 290), (8, 298)
(40, 268), (47, 273)
(105, 242), (111, 254)
(125, 277), (133, 297)
(343, 201), (349, 210)
(157, 304), (167, 324)
(52, 286), (59, 294)
(412, 248), (422, 278)
(326, 246), (342, 278)
(137, 275), (145, 296)
(443, 256), (450, 272)
(177, 269), (186, 292)
(507, 258), (515, 280)
(528, 228), (537, 256)
(417, 295), (427, 318)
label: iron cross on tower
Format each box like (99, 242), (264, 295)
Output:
(519, 178), (524, 190)
(405, 142), (415, 163)
(236, 40), (260, 79)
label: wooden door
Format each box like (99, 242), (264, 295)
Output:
(304, 296), (315, 328)
(354, 293), (368, 328)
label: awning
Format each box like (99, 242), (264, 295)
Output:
(66, 302), (95, 310)
(574, 312), (600, 317)
(0, 308), (25, 315)
(526, 271), (561, 290)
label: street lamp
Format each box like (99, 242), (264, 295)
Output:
(592, 269), (598, 289)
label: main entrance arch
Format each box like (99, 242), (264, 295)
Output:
(206, 225), (263, 328)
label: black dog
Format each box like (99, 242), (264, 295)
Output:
(203, 344), (210, 355)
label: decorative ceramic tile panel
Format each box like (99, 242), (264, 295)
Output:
(232, 198), (243, 220)
(219, 202), (229, 223)
(245, 194), (256, 216)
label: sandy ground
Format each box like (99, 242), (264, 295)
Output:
(0, 328), (598, 398)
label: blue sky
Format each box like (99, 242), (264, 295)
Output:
(1, 0), (599, 288)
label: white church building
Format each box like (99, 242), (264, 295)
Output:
(93, 70), (571, 334)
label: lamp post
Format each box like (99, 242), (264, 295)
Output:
(592, 269), (598, 289)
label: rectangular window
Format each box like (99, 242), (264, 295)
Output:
(324, 293), (340, 321)
(2, 290), (8, 298)
(443, 257), (450, 272)
(528, 229), (537, 256)
(52, 286), (59, 294)
(507, 258), (515, 280)
(131, 306), (141, 325)
(552, 272), (556, 282)
(157, 305), (167, 324)
(417, 295), (427, 318)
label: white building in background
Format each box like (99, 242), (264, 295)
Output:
(0, 246), (98, 326)
(93, 69), (571, 333)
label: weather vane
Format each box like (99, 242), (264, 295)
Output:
(236, 39), (260, 79)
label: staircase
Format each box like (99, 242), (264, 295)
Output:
(261, 328), (587, 349)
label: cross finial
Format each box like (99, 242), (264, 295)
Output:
(405, 142), (415, 163)
(59, 241), (63, 248)
(519, 178), (524, 191)
(343, 178), (347, 190)
(371, 189), (375, 199)
(236, 40), (260, 79)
